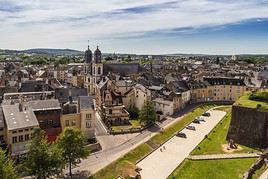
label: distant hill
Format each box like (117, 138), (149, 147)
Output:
(23, 48), (84, 56)
(0, 48), (84, 56)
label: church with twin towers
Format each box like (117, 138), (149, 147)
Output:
(84, 45), (103, 95)
(83, 44), (142, 95)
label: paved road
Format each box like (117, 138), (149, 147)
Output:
(72, 103), (211, 175)
(95, 112), (107, 136)
(136, 110), (226, 179)
(188, 153), (260, 160)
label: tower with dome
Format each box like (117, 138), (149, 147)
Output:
(84, 45), (103, 95)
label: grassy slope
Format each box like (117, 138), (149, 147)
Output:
(92, 104), (217, 179)
(169, 158), (256, 179)
(234, 93), (268, 110)
(191, 106), (258, 155)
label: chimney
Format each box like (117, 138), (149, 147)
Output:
(69, 96), (73, 104)
(19, 103), (23, 112)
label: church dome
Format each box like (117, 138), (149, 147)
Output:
(94, 46), (102, 63)
(85, 45), (92, 63)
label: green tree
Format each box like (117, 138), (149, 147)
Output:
(0, 148), (19, 179)
(128, 107), (139, 119)
(139, 100), (157, 125)
(24, 128), (65, 179)
(57, 127), (90, 178)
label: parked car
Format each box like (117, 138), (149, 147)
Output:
(193, 119), (200, 124)
(202, 112), (211, 117)
(176, 132), (187, 138)
(186, 125), (196, 130)
(196, 116), (205, 122)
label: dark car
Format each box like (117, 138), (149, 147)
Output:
(193, 119), (200, 124)
(202, 112), (211, 117)
(186, 125), (196, 130)
(176, 132), (187, 138)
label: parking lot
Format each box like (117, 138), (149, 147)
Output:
(137, 109), (226, 179)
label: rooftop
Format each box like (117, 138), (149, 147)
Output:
(234, 92), (268, 110)
(29, 99), (61, 111)
(78, 96), (94, 110)
(2, 103), (39, 130)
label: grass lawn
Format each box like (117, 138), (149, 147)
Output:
(92, 104), (218, 179)
(148, 104), (217, 148)
(168, 158), (256, 179)
(111, 120), (143, 132)
(252, 163), (266, 179)
(129, 119), (142, 128)
(234, 92), (268, 110)
(91, 143), (152, 179)
(191, 106), (258, 155)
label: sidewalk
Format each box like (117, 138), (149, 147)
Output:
(188, 153), (260, 160)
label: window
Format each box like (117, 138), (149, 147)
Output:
(86, 114), (92, 120)
(109, 109), (112, 114)
(19, 130), (23, 133)
(19, 135), (23, 142)
(25, 129), (29, 132)
(48, 120), (53, 127)
(65, 120), (69, 126)
(12, 136), (17, 143)
(0, 135), (4, 141)
(86, 120), (92, 128)
(72, 120), (76, 126)
(25, 134), (30, 141)
(12, 130), (17, 134)
(0, 128), (3, 131)
(98, 67), (101, 75)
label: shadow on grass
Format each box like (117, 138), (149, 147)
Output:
(147, 124), (161, 132)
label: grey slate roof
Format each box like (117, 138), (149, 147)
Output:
(19, 80), (53, 92)
(103, 63), (142, 75)
(2, 104), (39, 130)
(55, 88), (88, 103)
(204, 77), (245, 86)
(29, 99), (61, 111)
(78, 96), (94, 110)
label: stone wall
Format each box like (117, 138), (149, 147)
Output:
(227, 105), (268, 149)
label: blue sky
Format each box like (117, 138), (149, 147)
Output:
(0, 0), (268, 54)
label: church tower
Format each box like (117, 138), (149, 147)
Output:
(91, 45), (103, 94)
(84, 45), (93, 94)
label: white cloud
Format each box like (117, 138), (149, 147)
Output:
(0, 0), (268, 52)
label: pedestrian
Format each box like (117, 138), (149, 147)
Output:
(163, 146), (166, 150)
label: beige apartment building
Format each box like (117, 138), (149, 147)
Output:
(72, 74), (84, 88)
(2, 103), (39, 157)
(61, 96), (96, 140)
(204, 77), (246, 101)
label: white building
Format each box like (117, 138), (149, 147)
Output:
(134, 84), (151, 110)
(153, 98), (174, 120)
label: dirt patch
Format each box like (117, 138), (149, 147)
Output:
(118, 161), (140, 178)
(222, 144), (243, 153)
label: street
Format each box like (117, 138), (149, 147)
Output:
(136, 110), (226, 179)
(72, 103), (209, 175)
